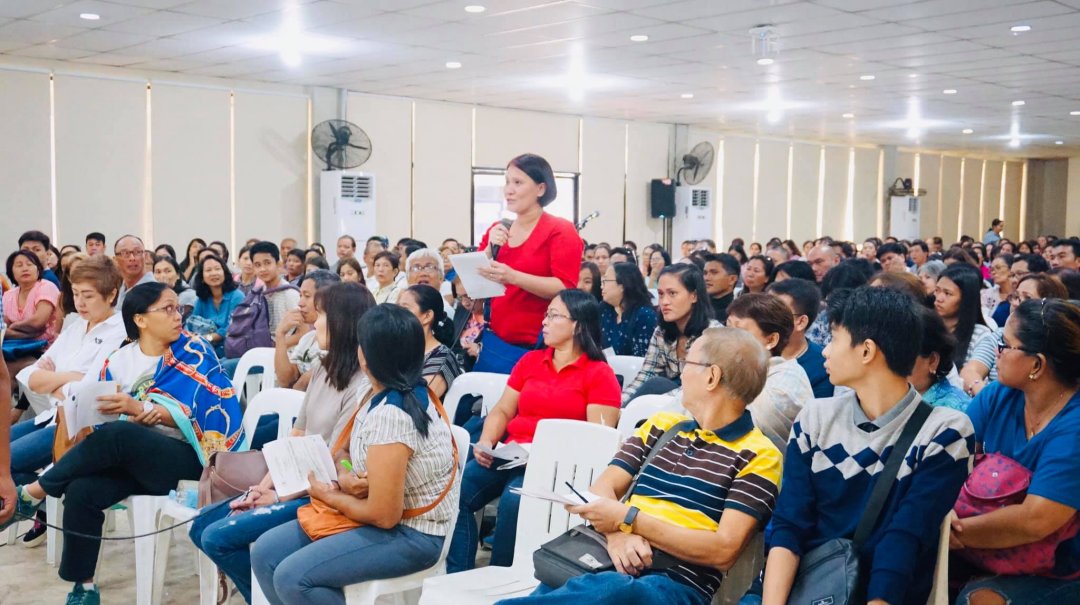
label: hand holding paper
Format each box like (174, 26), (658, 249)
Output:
(449, 252), (507, 299)
(64, 381), (122, 438)
(473, 441), (530, 470)
(263, 435), (339, 497)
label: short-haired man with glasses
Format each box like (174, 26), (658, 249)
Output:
(113, 235), (155, 306)
(500, 328), (782, 605)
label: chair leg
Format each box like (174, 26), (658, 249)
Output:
(151, 515), (173, 605)
(5, 524), (17, 546)
(46, 496), (63, 567)
(251, 566), (271, 605)
(198, 552), (218, 605)
(130, 497), (163, 605)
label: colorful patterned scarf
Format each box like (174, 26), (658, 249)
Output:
(101, 331), (245, 465)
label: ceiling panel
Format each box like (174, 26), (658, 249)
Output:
(2, 0), (1079, 156)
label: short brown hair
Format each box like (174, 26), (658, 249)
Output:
(727, 293), (794, 357)
(698, 327), (769, 404)
(1017, 274), (1068, 300)
(870, 271), (926, 304)
(68, 254), (123, 307)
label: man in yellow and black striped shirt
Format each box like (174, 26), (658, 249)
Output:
(496, 327), (782, 605)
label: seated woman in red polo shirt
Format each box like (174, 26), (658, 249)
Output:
(446, 289), (621, 572)
(474, 154), (584, 373)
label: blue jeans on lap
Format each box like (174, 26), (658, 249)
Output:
(494, 571), (708, 605)
(447, 459), (525, 572)
(250, 519), (442, 605)
(10, 420), (55, 486)
(189, 497), (308, 603)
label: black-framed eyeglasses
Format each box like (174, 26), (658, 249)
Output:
(996, 338), (1035, 356)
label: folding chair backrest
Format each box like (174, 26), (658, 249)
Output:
(513, 419), (621, 562)
(232, 347), (276, 401)
(441, 372), (509, 420)
(241, 387), (305, 447)
(617, 394), (680, 441)
(607, 355), (644, 385)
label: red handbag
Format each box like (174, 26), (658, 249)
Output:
(953, 453), (1080, 579)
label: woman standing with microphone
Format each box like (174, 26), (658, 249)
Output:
(474, 154), (583, 374)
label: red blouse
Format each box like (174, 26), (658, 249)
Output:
(479, 212), (583, 346)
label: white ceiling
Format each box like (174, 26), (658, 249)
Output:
(3, 0), (1080, 157)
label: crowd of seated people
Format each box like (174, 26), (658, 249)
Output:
(2, 163), (1080, 605)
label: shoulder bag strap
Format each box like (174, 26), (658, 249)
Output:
(853, 402), (933, 546)
(621, 419), (696, 503)
(401, 387), (459, 518)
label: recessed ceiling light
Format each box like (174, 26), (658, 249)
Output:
(1010, 24), (1031, 33)
(908, 73), (918, 78)
(1072, 111), (1080, 115)
(1055, 140), (1064, 145)
(79, 12), (100, 20)
(859, 74), (875, 80)
(1009, 138), (1021, 148)
(445, 61), (462, 69)
(943, 89), (957, 94)
(842, 113), (855, 118)
(756, 57), (774, 66)
(680, 93), (694, 99)
(962, 128), (974, 134)
(464, 5), (486, 13)
(630, 34), (649, 42)
(1012, 100), (1025, 106)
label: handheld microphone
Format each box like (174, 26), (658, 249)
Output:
(576, 211), (600, 231)
(491, 218), (513, 259)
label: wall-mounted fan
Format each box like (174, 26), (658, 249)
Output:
(311, 119), (372, 171)
(677, 141), (715, 185)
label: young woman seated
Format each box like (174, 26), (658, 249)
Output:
(446, 289), (621, 573)
(0, 282), (244, 605)
(398, 284), (463, 399)
(190, 282), (375, 604)
(3, 250), (62, 375)
(621, 264), (719, 405)
(250, 303), (460, 605)
(599, 262), (658, 358)
(185, 254), (246, 358)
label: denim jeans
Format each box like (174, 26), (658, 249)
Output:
(955, 574), (1080, 604)
(494, 571), (708, 605)
(446, 459), (526, 572)
(189, 497), (308, 603)
(250, 519), (443, 605)
(10, 420), (54, 485)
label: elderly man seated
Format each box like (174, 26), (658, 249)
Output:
(406, 247), (455, 316)
(496, 327), (782, 605)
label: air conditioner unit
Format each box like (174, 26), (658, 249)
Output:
(320, 170), (376, 246)
(672, 186), (714, 247)
(889, 195), (920, 240)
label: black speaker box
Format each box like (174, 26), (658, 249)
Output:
(650, 179), (675, 218)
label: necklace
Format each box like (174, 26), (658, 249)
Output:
(1025, 388), (1074, 439)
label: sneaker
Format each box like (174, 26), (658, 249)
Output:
(65, 584), (100, 605)
(0, 486), (42, 532)
(21, 517), (46, 548)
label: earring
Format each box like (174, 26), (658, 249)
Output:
(1028, 372), (1038, 381)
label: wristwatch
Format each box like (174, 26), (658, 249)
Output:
(618, 506), (640, 534)
(142, 401), (154, 415)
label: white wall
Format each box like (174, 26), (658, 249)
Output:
(0, 62), (310, 257)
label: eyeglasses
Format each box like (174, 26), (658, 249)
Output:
(409, 264), (440, 274)
(679, 359), (714, 372)
(115, 250), (144, 259)
(996, 338), (1034, 356)
(145, 304), (181, 317)
(543, 311), (571, 321)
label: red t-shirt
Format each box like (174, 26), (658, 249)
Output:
(503, 348), (621, 445)
(479, 213), (583, 345)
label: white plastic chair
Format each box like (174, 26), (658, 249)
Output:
(607, 355), (644, 385)
(231, 347), (277, 402)
(419, 419), (622, 605)
(441, 372), (509, 421)
(342, 425), (471, 605)
(151, 498), (216, 605)
(616, 394), (680, 440)
(241, 387), (306, 448)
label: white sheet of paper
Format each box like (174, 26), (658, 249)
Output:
(263, 435), (338, 498)
(449, 252), (506, 299)
(509, 486), (600, 506)
(473, 441), (530, 470)
(65, 381), (121, 438)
